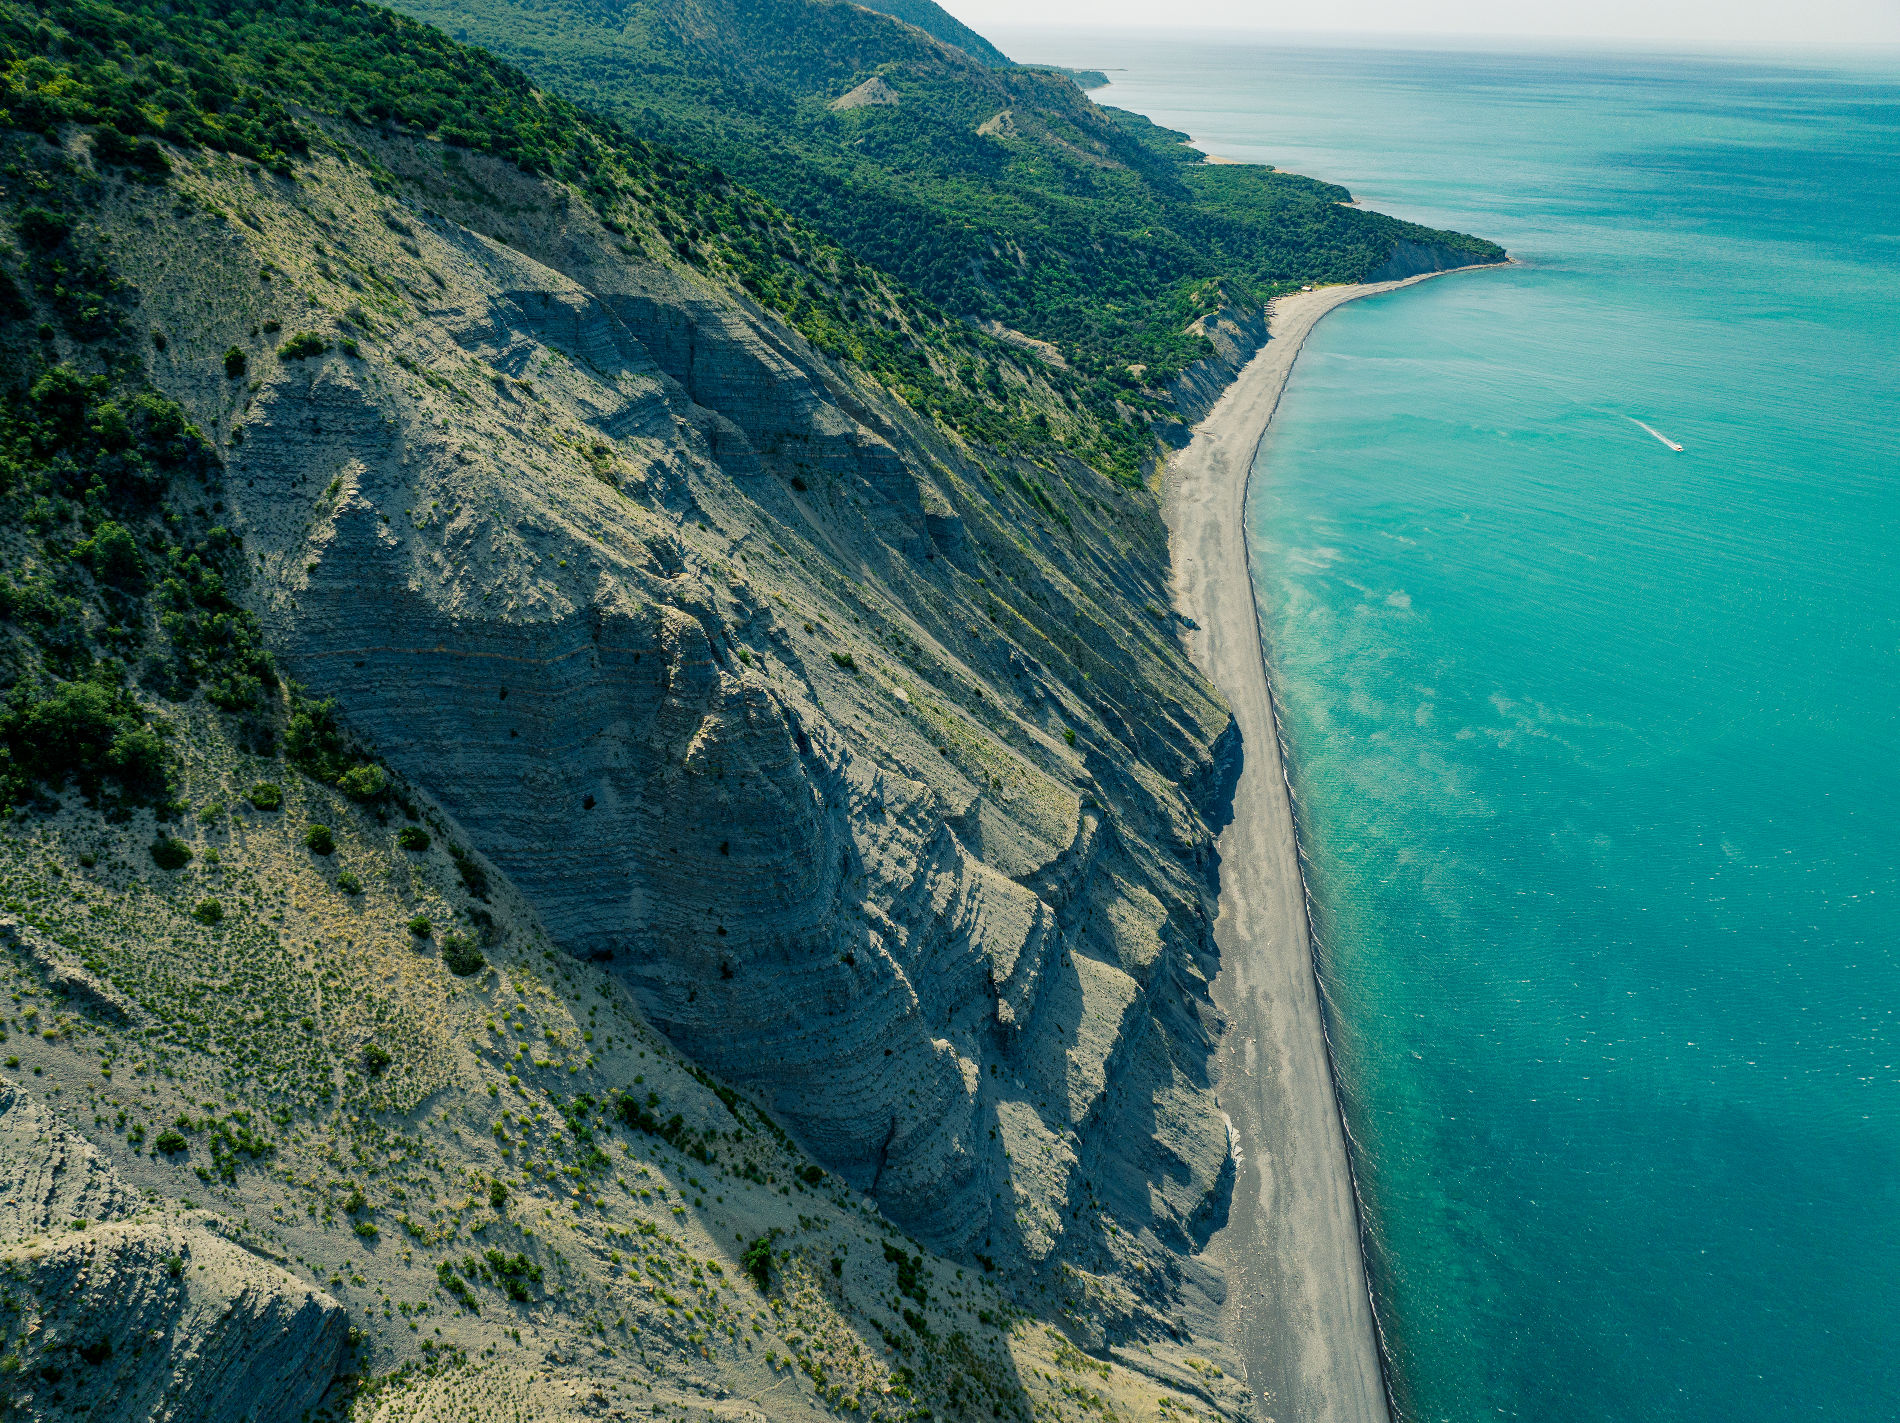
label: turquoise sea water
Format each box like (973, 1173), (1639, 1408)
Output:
(998, 30), (1900, 1421)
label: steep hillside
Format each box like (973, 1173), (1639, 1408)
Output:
(389, 0), (1503, 389)
(0, 0), (1279, 1416)
(854, 0), (1013, 66)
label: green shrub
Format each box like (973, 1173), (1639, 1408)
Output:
(18, 207), (69, 252)
(154, 1128), (187, 1154)
(335, 870), (362, 894)
(397, 825), (430, 852)
(488, 1179), (508, 1211)
(304, 824), (335, 855)
(363, 1043), (392, 1074)
(407, 915), (431, 939)
(277, 333), (328, 360)
(191, 898), (222, 924)
(247, 781), (283, 810)
(150, 837), (191, 870)
(338, 763), (387, 801)
(448, 843), (489, 900)
(223, 346), (247, 379)
(742, 1236), (773, 1291)
(830, 650), (857, 671)
(82, 521), (144, 588)
(353, 1218), (379, 1239)
(284, 695), (352, 782)
(92, 124), (169, 176)
(482, 1248), (541, 1302)
(437, 1259), (479, 1311)
(1, 681), (169, 803)
(883, 1242), (927, 1303)
(441, 933), (485, 977)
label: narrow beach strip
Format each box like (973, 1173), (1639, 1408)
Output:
(1165, 267), (1501, 1423)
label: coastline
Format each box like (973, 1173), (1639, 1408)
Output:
(1165, 268), (1501, 1423)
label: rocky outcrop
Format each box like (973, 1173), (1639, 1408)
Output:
(1169, 304), (1271, 428)
(831, 75), (900, 110)
(0, 1087), (346, 1422)
(0, 916), (141, 1027)
(1364, 238), (1485, 282)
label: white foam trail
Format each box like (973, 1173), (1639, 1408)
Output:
(1628, 416), (1684, 451)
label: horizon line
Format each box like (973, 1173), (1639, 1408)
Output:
(973, 22), (1900, 58)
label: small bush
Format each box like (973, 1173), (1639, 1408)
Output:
(223, 346), (247, 378)
(191, 898), (223, 924)
(154, 1128), (187, 1154)
(397, 825), (430, 852)
(1064, 727), (1077, 746)
(353, 1218), (379, 1239)
(830, 650), (857, 671)
(18, 207), (69, 251)
(407, 915), (432, 939)
(92, 125), (168, 176)
(488, 1179), (508, 1211)
(742, 1236), (773, 1292)
(338, 763), (387, 801)
(150, 837), (191, 870)
(482, 1248), (541, 1302)
(247, 781), (283, 810)
(437, 1259), (478, 1311)
(277, 333), (328, 360)
(304, 824), (335, 855)
(442, 933), (485, 977)
(363, 1043), (392, 1074)
(335, 870), (362, 894)
(448, 844), (488, 900)
(84, 521), (144, 587)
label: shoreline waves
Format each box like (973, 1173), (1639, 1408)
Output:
(1165, 267), (1502, 1423)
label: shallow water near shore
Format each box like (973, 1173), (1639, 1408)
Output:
(999, 30), (1900, 1422)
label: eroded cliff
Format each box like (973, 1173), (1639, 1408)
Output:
(0, 107), (1254, 1419)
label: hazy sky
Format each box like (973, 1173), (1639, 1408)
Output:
(945, 0), (1900, 48)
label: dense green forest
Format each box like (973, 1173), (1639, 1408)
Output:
(389, 0), (1503, 384)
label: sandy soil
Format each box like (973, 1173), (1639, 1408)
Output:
(1166, 269), (1498, 1423)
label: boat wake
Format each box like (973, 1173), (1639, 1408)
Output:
(1628, 416), (1684, 451)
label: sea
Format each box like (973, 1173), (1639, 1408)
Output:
(996, 28), (1900, 1422)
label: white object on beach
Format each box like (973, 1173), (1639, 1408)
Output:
(1628, 416), (1684, 451)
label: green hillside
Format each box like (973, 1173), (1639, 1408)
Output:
(855, 0), (1012, 65)
(392, 0), (1504, 387)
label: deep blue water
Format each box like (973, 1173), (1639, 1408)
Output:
(997, 30), (1900, 1421)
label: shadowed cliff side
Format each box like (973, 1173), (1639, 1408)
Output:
(115, 124), (1244, 1363)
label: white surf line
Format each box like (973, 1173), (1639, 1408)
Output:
(1628, 416), (1684, 451)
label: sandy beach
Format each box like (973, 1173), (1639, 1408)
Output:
(1166, 270), (1497, 1423)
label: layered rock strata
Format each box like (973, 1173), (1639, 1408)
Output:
(120, 128), (1241, 1346)
(0, 1086), (346, 1422)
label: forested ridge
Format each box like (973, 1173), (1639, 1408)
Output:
(390, 0), (1504, 383)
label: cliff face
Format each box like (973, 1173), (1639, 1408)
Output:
(0, 1086), (346, 1423)
(119, 126), (1241, 1353)
(1169, 305), (1273, 429)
